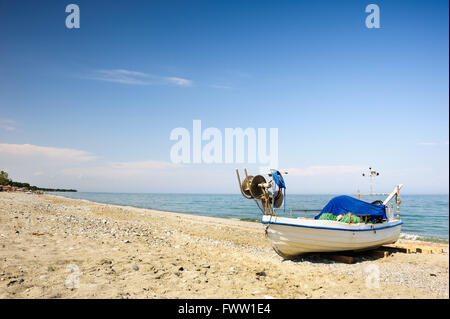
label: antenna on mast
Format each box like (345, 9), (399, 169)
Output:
(362, 166), (379, 194)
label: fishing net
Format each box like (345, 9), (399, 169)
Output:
(318, 212), (362, 224)
(339, 213), (361, 224)
(317, 213), (336, 221)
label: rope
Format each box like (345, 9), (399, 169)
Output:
(272, 170), (286, 211)
(266, 170), (286, 232)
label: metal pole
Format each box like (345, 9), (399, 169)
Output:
(396, 186), (400, 220)
(235, 168), (252, 199)
(271, 179), (275, 216)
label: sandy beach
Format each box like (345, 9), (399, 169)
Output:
(0, 192), (448, 299)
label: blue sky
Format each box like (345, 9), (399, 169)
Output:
(0, 0), (448, 194)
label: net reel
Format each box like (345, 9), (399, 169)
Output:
(262, 189), (284, 209)
(249, 175), (267, 198)
(241, 175), (253, 197)
(237, 170), (269, 200)
(236, 168), (287, 215)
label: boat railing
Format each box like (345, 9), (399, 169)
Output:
(385, 205), (395, 221)
(358, 184), (403, 220)
(285, 209), (322, 219)
(286, 207), (396, 222)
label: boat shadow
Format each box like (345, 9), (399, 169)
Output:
(284, 246), (404, 264)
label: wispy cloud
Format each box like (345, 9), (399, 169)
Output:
(91, 69), (151, 85)
(165, 77), (192, 86)
(0, 143), (182, 191)
(87, 69), (192, 87)
(0, 143), (96, 162)
(62, 160), (182, 179)
(108, 160), (182, 170)
(285, 165), (365, 176)
(0, 119), (16, 131)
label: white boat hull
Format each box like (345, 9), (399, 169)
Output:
(261, 215), (402, 258)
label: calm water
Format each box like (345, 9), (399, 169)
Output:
(53, 192), (449, 242)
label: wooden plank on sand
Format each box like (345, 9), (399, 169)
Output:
(368, 250), (390, 258)
(382, 243), (446, 254)
(309, 253), (355, 264)
(383, 244), (410, 253)
(325, 255), (355, 264)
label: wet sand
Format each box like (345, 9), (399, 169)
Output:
(0, 192), (448, 298)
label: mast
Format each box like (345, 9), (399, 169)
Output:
(362, 166), (379, 194)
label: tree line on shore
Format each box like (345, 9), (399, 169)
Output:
(0, 170), (77, 192)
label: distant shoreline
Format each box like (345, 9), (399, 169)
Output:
(0, 186), (76, 193)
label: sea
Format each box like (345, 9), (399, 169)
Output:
(52, 192), (449, 243)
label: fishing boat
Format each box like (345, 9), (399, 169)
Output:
(236, 168), (403, 258)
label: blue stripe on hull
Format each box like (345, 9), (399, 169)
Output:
(260, 220), (403, 232)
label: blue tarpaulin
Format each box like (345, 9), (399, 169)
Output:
(315, 195), (386, 220)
